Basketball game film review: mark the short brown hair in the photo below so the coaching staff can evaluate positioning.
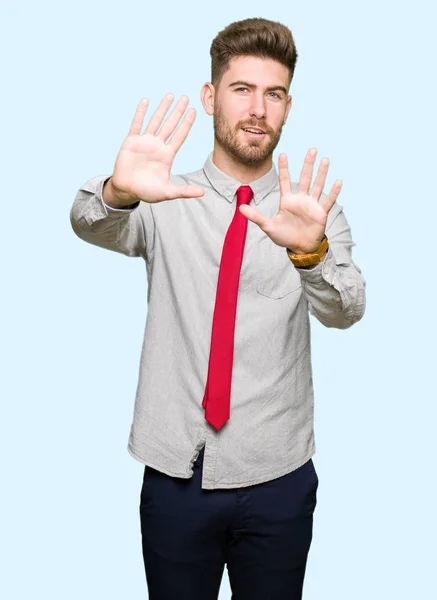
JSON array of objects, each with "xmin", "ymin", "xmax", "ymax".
[{"xmin": 210, "ymin": 18, "xmax": 298, "ymax": 90}]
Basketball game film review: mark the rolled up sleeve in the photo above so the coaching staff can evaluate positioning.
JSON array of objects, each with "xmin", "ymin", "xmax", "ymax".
[
  {"xmin": 296, "ymin": 202, "xmax": 366, "ymax": 329},
  {"xmin": 69, "ymin": 175, "xmax": 154, "ymax": 259}
]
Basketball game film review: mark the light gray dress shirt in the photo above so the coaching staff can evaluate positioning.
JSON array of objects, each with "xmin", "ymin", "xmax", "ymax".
[{"xmin": 70, "ymin": 152, "xmax": 366, "ymax": 490}]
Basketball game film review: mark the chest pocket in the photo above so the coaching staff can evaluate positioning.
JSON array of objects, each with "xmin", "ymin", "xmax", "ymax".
[{"xmin": 256, "ymin": 236, "xmax": 302, "ymax": 299}]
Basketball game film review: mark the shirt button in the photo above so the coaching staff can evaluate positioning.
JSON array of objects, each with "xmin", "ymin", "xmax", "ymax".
[{"xmin": 323, "ymin": 266, "xmax": 329, "ymax": 275}]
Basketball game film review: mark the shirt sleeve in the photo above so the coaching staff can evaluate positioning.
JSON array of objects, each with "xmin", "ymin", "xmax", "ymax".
[
  {"xmin": 69, "ymin": 175, "xmax": 154, "ymax": 260},
  {"xmin": 295, "ymin": 200, "xmax": 366, "ymax": 329}
]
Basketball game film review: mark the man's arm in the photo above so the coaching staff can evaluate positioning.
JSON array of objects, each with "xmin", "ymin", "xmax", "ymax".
[
  {"xmin": 70, "ymin": 94, "xmax": 205, "ymax": 259},
  {"xmin": 70, "ymin": 175, "xmax": 152, "ymax": 258},
  {"xmin": 295, "ymin": 201, "xmax": 366, "ymax": 329},
  {"xmin": 239, "ymin": 150, "xmax": 365, "ymax": 329}
]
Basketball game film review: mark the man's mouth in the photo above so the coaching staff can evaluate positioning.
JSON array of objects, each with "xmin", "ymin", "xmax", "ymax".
[{"xmin": 241, "ymin": 127, "xmax": 267, "ymax": 138}]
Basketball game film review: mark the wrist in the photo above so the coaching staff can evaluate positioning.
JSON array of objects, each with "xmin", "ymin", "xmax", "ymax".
[
  {"xmin": 103, "ymin": 177, "xmax": 138, "ymax": 209},
  {"xmin": 287, "ymin": 245, "xmax": 319, "ymax": 255},
  {"xmin": 286, "ymin": 235, "xmax": 329, "ymax": 268},
  {"xmin": 286, "ymin": 238, "xmax": 324, "ymax": 255}
]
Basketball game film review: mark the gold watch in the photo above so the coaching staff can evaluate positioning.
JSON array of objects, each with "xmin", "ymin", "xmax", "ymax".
[{"xmin": 286, "ymin": 235, "xmax": 329, "ymax": 267}]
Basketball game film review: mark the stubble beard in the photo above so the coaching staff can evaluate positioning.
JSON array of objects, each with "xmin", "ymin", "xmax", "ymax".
[{"xmin": 213, "ymin": 103, "xmax": 283, "ymax": 167}]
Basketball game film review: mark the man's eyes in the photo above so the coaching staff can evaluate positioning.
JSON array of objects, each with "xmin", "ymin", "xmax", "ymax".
[{"xmin": 235, "ymin": 87, "xmax": 281, "ymax": 99}]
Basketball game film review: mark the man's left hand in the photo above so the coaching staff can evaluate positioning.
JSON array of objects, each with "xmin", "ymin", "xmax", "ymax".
[{"xmin": 239, "ymin": 148, "xmax": 343, "ymax": 254}]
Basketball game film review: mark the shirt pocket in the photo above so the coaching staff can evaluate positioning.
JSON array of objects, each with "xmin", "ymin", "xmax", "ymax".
[{"xmin": 256, "ymin": 236, "xmax": 302, "ymax": 299}]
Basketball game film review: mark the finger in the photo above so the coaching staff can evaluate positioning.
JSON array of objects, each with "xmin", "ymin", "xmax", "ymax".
[
  {"xmin": 128, "ymin": 98, "xmax": 149, "ymax": 136},
  {"xmin": 239, "ymin": 204, "xmax": 268, "ymax": 229},
  {"xmin": 321, "ymin": 180, "xmax": 342, "ymax": 214},
  {"xmin": 157, "ymin": 96, "xmax": 189, "ymax": 142},
  {"xmin": 165, "ymin": 183, "xmax": 205, "ymax": 200},
  {"xmin": 298, "ymin": 148, "xmax": 317, "ymax": 195},
  {"xmin": 278, "ymin": 153, "xmax": 292, "ymax": 196},
  {"xmin": 311, "ymin": 157, "xmax": 330, "ymax": 200},
  {"xmin": 167, "ymin": 108, "xmax": 197, "ymax": 154},
  {"xmin": 144, "ymin": 93, "xmax": 175, "ymax": 135}
]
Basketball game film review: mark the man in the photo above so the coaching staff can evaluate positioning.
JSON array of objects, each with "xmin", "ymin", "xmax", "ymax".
[{"xmin": 70, "ymin": 17, "xmax": 365, "ymax": 600}]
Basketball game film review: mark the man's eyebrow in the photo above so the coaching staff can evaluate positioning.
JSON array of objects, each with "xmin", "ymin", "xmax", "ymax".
[{"xmin": 229, "ymin": 80, "xmax": 288, "ymax": 95}]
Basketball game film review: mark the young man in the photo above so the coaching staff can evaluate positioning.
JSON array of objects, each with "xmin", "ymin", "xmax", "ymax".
[{"xmin": 70, "ymin": 17, "xmax": 365, "ymax": 600}]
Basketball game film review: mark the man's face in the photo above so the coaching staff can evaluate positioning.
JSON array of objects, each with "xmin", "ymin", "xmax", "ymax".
[{"xmin": 212, "ymin": 55, "xmax": 292, "ymax": 166}]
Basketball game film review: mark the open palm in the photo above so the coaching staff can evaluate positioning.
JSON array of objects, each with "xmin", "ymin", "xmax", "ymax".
[
  {"xmin": 111, "ymin": 94, "xmax": 205, "ymax": 204},
  {"xmin": 240, "ymin": 149, "xmax": 343, "ymax": 254}
]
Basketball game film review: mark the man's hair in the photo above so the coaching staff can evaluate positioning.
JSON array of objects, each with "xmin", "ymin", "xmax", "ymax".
[{"xmin": 210, "ymin": 18, "xmax": 298, "ymax": 90}]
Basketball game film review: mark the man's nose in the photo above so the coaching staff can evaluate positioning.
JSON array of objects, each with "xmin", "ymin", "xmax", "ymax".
[{"xmin": 249, "ymin": 95, "xmax": 267, "ymax": 120}]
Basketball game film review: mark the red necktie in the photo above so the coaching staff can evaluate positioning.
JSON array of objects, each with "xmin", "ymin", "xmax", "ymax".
[{"xmin": 202, "ymin": 185, "xmax": 254, "ymax": 430}]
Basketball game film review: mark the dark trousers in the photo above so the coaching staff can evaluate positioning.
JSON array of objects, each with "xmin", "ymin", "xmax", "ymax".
[{"xmin": 139, "ymin": 446, "xmax": 319, "ymax": 599}]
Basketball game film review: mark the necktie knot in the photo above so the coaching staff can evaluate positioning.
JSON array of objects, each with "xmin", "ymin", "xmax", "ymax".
[{"xmin": 236, "ymin": 185, "xmax": 254, "ymax": 208}]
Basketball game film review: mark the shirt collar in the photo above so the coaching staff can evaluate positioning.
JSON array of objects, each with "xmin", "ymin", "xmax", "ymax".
[{"xmin": 202, "ymin": 151, "xmax": 278, "ymax": 205}]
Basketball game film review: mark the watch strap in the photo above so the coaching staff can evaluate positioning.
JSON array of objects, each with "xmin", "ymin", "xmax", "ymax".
[{"xmin": 286, "ymin": 235, "xmax": 329, "ymax": 267}]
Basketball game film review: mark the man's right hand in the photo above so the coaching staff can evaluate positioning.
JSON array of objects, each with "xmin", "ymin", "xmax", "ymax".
[{"xmin": 103, "ymin": 94, "xmax": 206, "ymax": 208}]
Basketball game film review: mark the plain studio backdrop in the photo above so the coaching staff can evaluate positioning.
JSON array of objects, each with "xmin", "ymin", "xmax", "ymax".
[{"xmin": 1, "ymin": 1, "xmax": 435, "ymax": 598}]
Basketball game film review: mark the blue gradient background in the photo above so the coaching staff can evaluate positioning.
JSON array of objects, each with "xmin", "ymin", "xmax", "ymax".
[{"xmin": 1, "ymin": 1, "xmax": 435, "ymax": 598}]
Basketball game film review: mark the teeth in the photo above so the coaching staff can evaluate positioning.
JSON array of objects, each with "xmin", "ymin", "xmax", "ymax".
[{"xmin": 244, "ymin": 129, "xmax": 263, "ymax": 134}]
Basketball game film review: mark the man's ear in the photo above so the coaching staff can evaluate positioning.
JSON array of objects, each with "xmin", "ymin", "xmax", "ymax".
[{"xmin": 200, "ymin": 82, "xmax": 215, "ymax": 116}]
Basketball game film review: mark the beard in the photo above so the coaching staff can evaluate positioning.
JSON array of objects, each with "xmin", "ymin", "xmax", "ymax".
[{"xmin": 213, "ymin": 103, "xmax": 283, "ymax": 167}]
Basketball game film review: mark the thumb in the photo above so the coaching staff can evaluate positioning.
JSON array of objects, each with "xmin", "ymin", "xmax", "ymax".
[
  {"xmin": 239, "ymin": 204, "xmax": 265, "ymax": 227},
  {"xmin": 167, "ymin": 184, "xmax": 206, "ymax": 200}
]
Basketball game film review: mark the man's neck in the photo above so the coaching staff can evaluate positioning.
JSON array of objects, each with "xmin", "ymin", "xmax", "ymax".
[{"xmin": 212, "ymin": 144, "xmax": 273, "ymax": 184}]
